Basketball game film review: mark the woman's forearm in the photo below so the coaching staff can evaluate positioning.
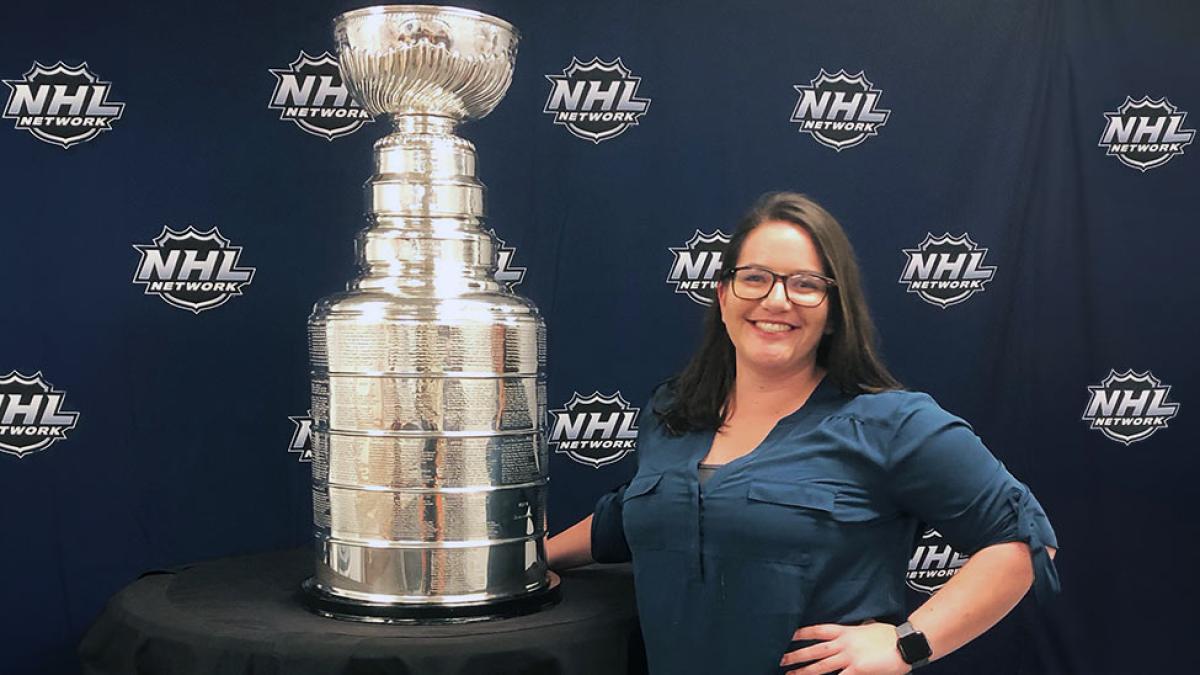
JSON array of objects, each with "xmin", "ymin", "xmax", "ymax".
[
  {"xmin": 908, "ymin": 541, "xmax": 1054, "ymax": 662},
  {"xmin": 546, "ymin": 514, "xmax": 596, "ymax": 571}
]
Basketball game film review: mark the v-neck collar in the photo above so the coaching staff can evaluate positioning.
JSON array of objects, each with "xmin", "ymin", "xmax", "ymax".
[{"xmin": 694, "ymin": 374, "xmax": 846, "ymax": 482}]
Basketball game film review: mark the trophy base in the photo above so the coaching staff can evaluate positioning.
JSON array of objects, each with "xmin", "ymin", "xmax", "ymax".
[{"xmin": 300, "ymin": 573, "xmax": 562, "ymax": 624}]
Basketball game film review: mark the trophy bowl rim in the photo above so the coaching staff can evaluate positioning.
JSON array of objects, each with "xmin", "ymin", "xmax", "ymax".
[{"xmin": 334, "ymin": 4, "xmax": 518, "ymax": 38}]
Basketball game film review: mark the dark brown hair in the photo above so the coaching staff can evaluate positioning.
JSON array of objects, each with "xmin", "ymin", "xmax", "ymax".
[{"xmin": 658, "ymin": 192, "xmax": 902, "ymax": 434}]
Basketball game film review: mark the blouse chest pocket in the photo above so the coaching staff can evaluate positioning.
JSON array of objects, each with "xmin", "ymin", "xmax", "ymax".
[
  {"xmin": 747, "ymin": 481, "xmax": 837, "ymax": 513},
  {"xmin": 724, "ymin": 480, "xmax": 834, "ymax": 566},
  {"xmin": 623, "ymin": 473, "xmax": 663, "ymax": 501},
  {"xmin": 742, "ymin": 479, "xmax": 888, "ymax": 546},
  {"xmin": 621, "ymin": 472, "xmax": 687, "ymax": 553},
  {"xmin": 732, "ymin": 480, "xmax": 895, "ymax": 571}
]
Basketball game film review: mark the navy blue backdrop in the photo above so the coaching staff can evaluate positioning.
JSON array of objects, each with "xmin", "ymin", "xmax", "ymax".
[{"xmin": 2, "ymin": 1, "xmax": 1196, "ymax": 673}]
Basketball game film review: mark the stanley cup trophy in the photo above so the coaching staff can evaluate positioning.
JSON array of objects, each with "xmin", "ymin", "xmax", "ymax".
[{"xmin": 302, "ymin": 5, "xmax": 559, "ymax": 622}]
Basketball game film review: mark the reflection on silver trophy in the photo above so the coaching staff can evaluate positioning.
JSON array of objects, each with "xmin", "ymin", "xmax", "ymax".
[{"xmin": 303, "ymin": 5, "xmax": 557, "ymax": 622}]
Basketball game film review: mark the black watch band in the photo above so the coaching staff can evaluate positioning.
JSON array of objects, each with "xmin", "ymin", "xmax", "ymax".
[{"xmin": 895, "ymin": 621, "xmax": 932, "ymax": 670}]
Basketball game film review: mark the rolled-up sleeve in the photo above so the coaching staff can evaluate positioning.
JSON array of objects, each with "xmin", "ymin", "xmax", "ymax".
[
  {"xmin": 591, "ymin": 481, "xmax": 632, "ymax": 563},
  {"xmin": 885, "ymin": 394, "xmax": 1061, "ymax": 603}
]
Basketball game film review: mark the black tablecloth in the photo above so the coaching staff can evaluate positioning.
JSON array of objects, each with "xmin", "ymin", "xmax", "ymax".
[{"xmin": 79, "ymin": 548, "xmax": 646, "ymax": 675}]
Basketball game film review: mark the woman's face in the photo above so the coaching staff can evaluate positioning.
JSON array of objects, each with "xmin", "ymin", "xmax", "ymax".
[{"xmin": 717, "ymin": 221, "xmax": 831, "ymax": 380}]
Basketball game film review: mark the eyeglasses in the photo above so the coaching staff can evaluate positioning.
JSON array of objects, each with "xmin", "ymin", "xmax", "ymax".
[{"xmin": 725, "ymin": 265, "xmax": 836, "ymax": 307}]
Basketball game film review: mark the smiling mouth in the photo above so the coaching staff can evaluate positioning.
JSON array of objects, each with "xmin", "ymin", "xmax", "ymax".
[{"xmin": 749, "ymin": 320, "xmax": 796, "ymax": 334}]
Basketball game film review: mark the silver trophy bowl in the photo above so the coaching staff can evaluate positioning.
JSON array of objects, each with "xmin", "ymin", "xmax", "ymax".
[
  {"xmin": 335, "ymin": 5, "xmax": 517, "ymax": 120},
  {"xmin": 303, "ymin": 5, "xmax": 557, "ymax": 622}
]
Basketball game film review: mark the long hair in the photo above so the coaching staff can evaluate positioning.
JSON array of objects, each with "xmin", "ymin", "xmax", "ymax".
[{"xmin": 658, "ymin": 192, "xmax": 902, "ymax": 435}]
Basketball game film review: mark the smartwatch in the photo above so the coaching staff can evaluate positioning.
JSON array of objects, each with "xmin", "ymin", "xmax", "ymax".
[{"xmin": 895, "ymin": 621, "xmax": 932, "ymax": 670}]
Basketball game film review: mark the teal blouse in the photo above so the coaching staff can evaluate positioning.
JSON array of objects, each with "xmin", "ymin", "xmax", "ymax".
[{"xmin": 591, "ymin": 378, "xmax": 1059, "ymax": 675}]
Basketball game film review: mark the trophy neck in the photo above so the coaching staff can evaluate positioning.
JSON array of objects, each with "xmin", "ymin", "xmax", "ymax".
[
  {"xmin": 389, "ymin": 113, "xmax": 460, "ymax": 135},
  {"xmin": 355, "ymin": 113, "xmax": 498, "ymax": 295}
]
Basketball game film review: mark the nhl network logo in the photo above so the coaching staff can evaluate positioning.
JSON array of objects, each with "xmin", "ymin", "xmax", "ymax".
[
  {"xmin": 0, "ymin": 371, "xmax": 79, "ymax": 459},
  {"xmin": 268, "ymin": 51, "xmax": 371, "ymax": 140},
  {"xmin": 1083, "ymin": 369, "xmax": 1180, "ymax": 445},
  {"xmin": 906, "ymin": 529, "xmax": 968, "ymax": 594},
  {"xmin": 132, "ymin": 226, "xmax": 256, "ymax": 313},
  {"xmin": 1099, "ymin": 96, "xmax": 1194, "ymax": 171},
  {"xmin": 288, "ymin": 413, "xmax": 313, "ymax": 462},
  {"xmin": 548, "ymin": 391, "xmax": 640, "ymax": 468},
  {"xmin": 544, "ymin": 57, "xmax": 650, "ymax": 143},
  {"xmin": 791, "ymin": 69, "xmax": 890, "ymax": 151},
  {"xmin": 3, "ymin": 62, "xmax": 124, "ymax": 148},
  {"xmin": 900, "ymin": 233, "xmax": 996, "ymax": 308},
  {"xmin": 667, "ymin": 230, "xmax": 731, "ymax": 306},
  {"xmin": 488, "ymin": 229, "xmax": 526, "ymax": 289}
]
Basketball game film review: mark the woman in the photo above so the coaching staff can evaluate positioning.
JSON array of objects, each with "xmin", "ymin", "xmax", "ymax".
[{"xmin": 546, "ymin": 193, "xmax": 1059, "ymax": 675}]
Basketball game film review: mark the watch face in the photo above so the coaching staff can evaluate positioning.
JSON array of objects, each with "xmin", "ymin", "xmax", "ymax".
[{"xmin": 899, "ymin": 630, "xmax": 933, "ymax": 663}]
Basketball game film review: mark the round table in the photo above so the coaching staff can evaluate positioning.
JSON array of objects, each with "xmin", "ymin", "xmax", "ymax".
[{"xmin": 79, "ymin": 548, "xmax": 646, "ymax": 675}]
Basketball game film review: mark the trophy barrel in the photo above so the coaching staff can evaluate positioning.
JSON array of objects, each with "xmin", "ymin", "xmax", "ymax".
[{"xmin": 304, "ymin": 5, "xmax": 557, "ymax": 622}]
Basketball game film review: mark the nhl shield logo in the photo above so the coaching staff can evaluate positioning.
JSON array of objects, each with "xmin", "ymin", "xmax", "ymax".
[
  {"xmin": 268, "ymin": 51, "xmax": 372, "ymax": 140},
  {"xmin": 667, "ymin": 230, "xmax": 730, "ymax": 306},
  {"xmin": 0, "ymin": 371, "xmax": 80, "ymax": 458},
  {"xmin": 1083, "ymin": 369, "xmax": 1180, "ymax": 445},
  {"xmin": 899, "ymin": 233, "xmax": 996, "ymax": 308},
  {"xmin": 1099, "ymin": 96, "xmax": 1194, "ymax": 171},
  {"xmin": 544, "ymin": 57, "xmax": 651, "ymax": 143},
  {"xmin": 3, "ymin": 62, "xmax": 124, "ymax": 148},
  {"xmin": 548, "ymin": 391, "xmax": 640, "ymax": 468},
  {"xmin": 132, "ymin": 226, "xmax": 256, "ymax": 313},
  {"xmin": 791, "ymin": 69, "xmax": 890, "ymax": 151},
  {"xmin": 906, "ymin": 528, "xmax": 969, "ymax": 594}
]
